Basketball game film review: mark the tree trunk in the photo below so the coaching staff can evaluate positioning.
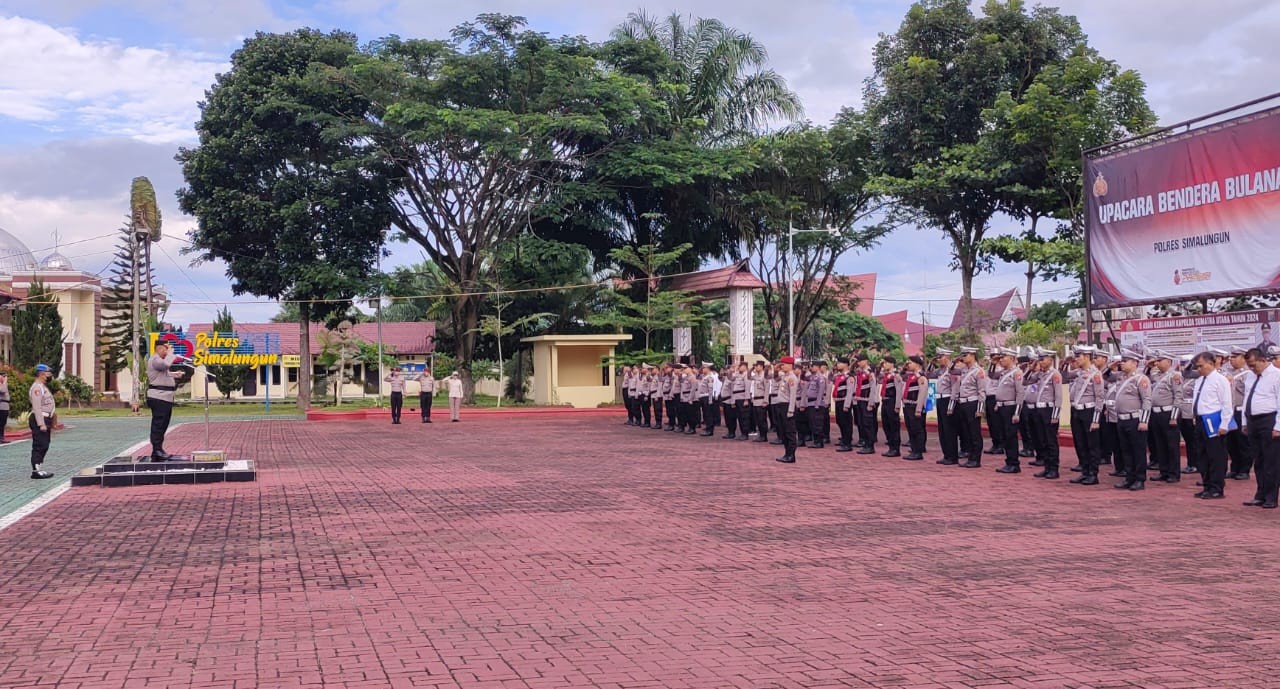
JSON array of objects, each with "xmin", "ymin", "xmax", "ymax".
[
  {"xmin": 960, "ymin": 257, "xmax": 976, "ymax": 340},
  {"xmin": 455, "ymin": 295, "xmax": 479, "ymax": 404},
  {"xmin": 297, "ymin": 302, "xmax": 311, "ymax": 410},
  {"xmin": 1025, "ymin": 263, "xmax": 1034, "ymax": 319}
]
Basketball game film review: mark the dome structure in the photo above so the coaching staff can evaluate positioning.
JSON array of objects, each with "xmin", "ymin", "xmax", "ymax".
[
  {"xmin": 39, "ymin": 251, "xmax": 74, "ymax": 271},
  {"xmin": 0, "ymin": 226, "xmax": 37, "ymax": 274}
]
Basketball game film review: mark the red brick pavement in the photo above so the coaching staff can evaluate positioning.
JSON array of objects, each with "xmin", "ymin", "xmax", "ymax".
[{"xmin": 1, "ymin": 417, "xmax": 1279, "ymax": 689}]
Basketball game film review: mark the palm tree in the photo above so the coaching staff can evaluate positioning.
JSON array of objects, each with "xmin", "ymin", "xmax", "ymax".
[{"xmin": 613, "ymin": 11, "xmax": 803, "ymax": 145}]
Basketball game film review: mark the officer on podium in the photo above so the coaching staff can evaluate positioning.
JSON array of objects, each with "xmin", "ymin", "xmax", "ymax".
[{"xmin": 147, "ymin": 340, "xmax": 187, "ymax": 461}]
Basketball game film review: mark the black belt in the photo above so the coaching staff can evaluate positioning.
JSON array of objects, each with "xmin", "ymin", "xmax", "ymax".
[{"xmin": 149, "ymin": 384, "xmax": 176, "ymax": 391}]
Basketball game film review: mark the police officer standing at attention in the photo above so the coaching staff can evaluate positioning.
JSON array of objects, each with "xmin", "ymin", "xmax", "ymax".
[
  {"xmin": 833, "ymin": 357, "xmax": 855, "ymax": 452},
  {"xmin": 952, "ymin": 347, "xmax": 986, "ymax": 468},
  {"xmin": 621, "ymin": 365, "xmax": 634, "ymax": 425},
  {"xmin": 385, "ymin": 366, "xmax": 406, "ymax": 424},
  {"xmin": 29, "ymin": 364, "xmax": 57, "ymax": 479},
  {"xmin": 1177, "ymin": 355, "xmax": 1202, "ymax": 476},
  {"xmin": 1066, "ymin": 346, "xmax": 1106, "ymax": 485},
  {"xmin": 750, "ymin": 360, "xmax": 770, "ymax": 442},
  {"xmin": 901, "ymin": 356, "xmax": 929, "ymax": 460},
  {"xmin": 853, "ymin": 354, "xmax": 879, "ymax": 454},
  {"xmin": 1191, "ymin": 351, "xmax": 1233, "ymax": 500},
  {"xmin": 1027, "ymin": 348, "xmax": 1062, "ymax": 479},
  {"xmin": 1227, "ymin": 346, "xmax": 1254, "ymax": 481},
  {"xmin": 992, "ymin": 348, "xmax": 1027, "ymax": 474},
  {"xmin": 415, "ymin": 366, "xmax": 437, "ymax": 423},
  {"xmin": 806, "ymin": 360, "xmax": 828, "ymax": 449},
  {"xmin": 1241, "ymin": 347, "xmax": 1280, "ymax": 509},
  {"xmin": 879, "ymin": 356, "xmax": 902, "ymax": 457},
  {"xmin": 0, "ymin": 370, "xmax": 10, "ymax": 445},
  {"xmin": 732, "ymin": 361, "xmax": 752, "ymax": 440},
  {"xmin": 1113, "ymin": 350, "xmax": 1153, "ymax": 490},
  {"xmin": 147, "ymin": 340, "xmax": 187, "ymax": 460},
  {"xmin": 775, "ymin": 356, "xmax": 800, "ymax": 463},
  {"xmin": 929, "ymin": 349, "xmax": 960, "ymax": 465},
  {"xmin": 984, "ymin": 352, "xmax": 1005, "ymax": 457},
  {"xmin": 1147, "ymin": 350, "xmax": 1183, "ymax": 483}
]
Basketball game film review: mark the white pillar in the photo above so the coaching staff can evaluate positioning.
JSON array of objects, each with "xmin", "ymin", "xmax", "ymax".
[
  {"xmin": 674, "ymin": 327, "xmax": 692, "ymax": 358},
  {"xmin": 728, "ymin": 287, "xmax": 754, "ymax": 357}
]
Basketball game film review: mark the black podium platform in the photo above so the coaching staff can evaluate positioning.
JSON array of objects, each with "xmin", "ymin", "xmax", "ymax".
[{"xmin": 71, "ymin": 455, "xmax": 256, "ymax": 487}]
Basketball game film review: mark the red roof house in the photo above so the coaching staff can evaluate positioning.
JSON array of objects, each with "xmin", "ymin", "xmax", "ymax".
[{"xmin": 948, "ymin": 288, "xmax": 1026, "ymax": 332}]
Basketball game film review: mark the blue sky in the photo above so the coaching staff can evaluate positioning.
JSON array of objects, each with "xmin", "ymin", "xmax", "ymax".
[{"xmin": 2, "ymin": 0, "xmax": 1277, "ymax": 329}]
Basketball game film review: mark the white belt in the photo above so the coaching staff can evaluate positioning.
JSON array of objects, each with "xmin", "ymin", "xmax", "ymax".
[
  {"xmin": 958, "ymin": 397, "xmax": 980, "ymax": 403},
  {"xmin": 1032, "ymin": 402, "xmax": 1054, "ymax": 408},
  {"xmin": 1118, "ymin": 412, "xmax": 1141, "ymax": 420},
  {"xmin": 996, "ymin": 401, "xmax": 1017, "ymax": 408},
  {"xmin": 1235, "ymin": 406, "xmax": 1244, "ymax": 412},
  {"xmin": 1151, "ymin": 406, "xmax": 1173, "ymax": 413},
  {"xmin": 1072, "ymin": 403, "xmax": 1096, "ymax": 410}
]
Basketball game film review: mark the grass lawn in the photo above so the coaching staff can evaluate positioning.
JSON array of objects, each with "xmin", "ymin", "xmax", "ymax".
[{"xmin": 53, "ymin": 392, "xmax": 555, "ymax": 418}]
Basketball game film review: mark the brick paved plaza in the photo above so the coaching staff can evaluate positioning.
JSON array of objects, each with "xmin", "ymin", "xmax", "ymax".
[{"xmin": 1, "ymin": 416, "xmax": 1279, "ymax": 689}]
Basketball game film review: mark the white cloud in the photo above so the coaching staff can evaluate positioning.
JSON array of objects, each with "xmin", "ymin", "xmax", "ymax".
[{"xmin": 0, "ymin": 15, "xmax": 226, "ymax": 143}]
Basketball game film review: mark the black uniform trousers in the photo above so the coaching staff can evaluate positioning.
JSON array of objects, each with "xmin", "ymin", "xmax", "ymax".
[
  {"xmin": 795, "ymin": 406, "xmax": 810, "ymax": 443},
  {"xmin": 1100, "ymin": 419, "xmax": 1119, "ymax": 470},
  {"xmin": 1030, "ymin": 407, "xmax": 1060, "ymax": 469},
  {"xmin": 984, "ymin": 395, "xmax": 1002, "ymax": 450},
  {"xmin": 420, "ymin": 392, "xmax": 433, "ymax": 421},
  {"xmin": 0, "ymin": 409, "xmax": 7, "ymax": 441},
  {"xmin": 147, "ymin": 397, "xmax": 174, "ymax": 455},
  {"xmin": 1179, "ymin": 417, "xmax": 1202, "ymax": 472},
  {"xmin": 665, "ymin": 398, "xmax": 677, "ymax": 428},
  {"xmin": 857, "ymin": 401, "xmax": 878, "ymax": 450},
  {"xmin": 753, "ymin": 403, "xmax": 770, "ymax": 438},
  {"xmin": 652, "ymin": 396, "xmax": 663, "ymax": 428},
  {"xmin": 852, "ymin": 403, "xmax": 866, "ymax": 447},
  {"xmin": 1070, "ymin": 408, "xmax": 1102, "ymax": 476},
  {"xmin": 823, "ymin": 408, "xmax": 832, "ymax": 445},
  {"xmin": 736, "ymin": 400, "xmax": 753, "ymax": 435},
  {"xmin": 1018, "ymin": 403, "xmax": 1034, "ymax": 452},
  {"xmin": 700, "ymin": 398, "xmax": 716, "ymax": 431},
  {"xmin": 1196, "ymin": 419, "xmax": 1228, "ymax": 494},
  {"xmin": 1247, "ymin": 414, "xmax": 1279, "ymax": 504},
  {"xmin": 781, "ymin": 409, "xmax": 799, "ymax": 457},
  {"xmin": 390, "ymin": 391, "xmax": 403, "ymax": 422},
  {"xmin": 937, "ymin": 398, "xmax": 959, "ymax": 462},
  {"xmin": 1228, "ymin": 411, "xmax": 1253, "ymax": 476},
  {"xmin": 639, "ymin": 394, "xmax": 651, "ymax": 426},
  {"xmin": 881, "ymin": 402, "xmax": 901, "ymax": 452},
  {"xmin": 807, "ymin": 403, "xmax": 825, "ymax": 445},
  {"xmin": 29, "ymin": 414, "xmax": 52, "ymax": 470},
  {"xmin": 903, "ymin": 403, "xmax": 926, "ymax": 456},
  {"xmin": 998, "ymin": 404, "xmax": 1020, "ymax": 467},
  {"xmin": 955, "ymin": 401, "xmax": 981, "ymax": 463},
  {"xmin": 769, "ymin": 402, "xmax": 787, "ymax": 443},
  {"xmin": 835, "ymin": 402, "xmax": 854, "ymax": 448},
  {"xmin": 1149, "ymin": 411, "xmax": 1179, "ymax": 479},
  {"xmin": 685, "ymin": 399, "xmax": 700, "ymax": 431},
  {"xmin": 1118, "ymin": 418, "xmax": 1148, "ymax": 483},
  {"xmin": 622, "ymin": 390, "xmax": 633, "ymax": 423},
  {"xmin": 723, "ymin": 400, "xmax": 738, "ymax": 435}
]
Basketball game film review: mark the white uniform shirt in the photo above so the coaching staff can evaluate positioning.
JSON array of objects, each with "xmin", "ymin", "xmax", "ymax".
[
  {"xmin": 1241, "ymin": 365, "xmax": 1280, "ymax": 427},
  {"xmin": 1193, "ymin": 369, "xmax": 1233, "ymax": 418}
]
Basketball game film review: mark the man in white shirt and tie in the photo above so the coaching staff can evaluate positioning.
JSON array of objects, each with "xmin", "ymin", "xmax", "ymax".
[
  {"xmin": 1241, "ymin": 348, "xmax": 1280, "ymax": 509},
  {"xmin": 1191, "ymin": 351, "xmax": 1234, "ymax": 500}
]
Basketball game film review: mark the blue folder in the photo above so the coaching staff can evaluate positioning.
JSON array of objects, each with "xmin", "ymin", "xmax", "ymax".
[{"xmin": 1200, "ymin": 411, "xmax": 1238, "ymax": 437}]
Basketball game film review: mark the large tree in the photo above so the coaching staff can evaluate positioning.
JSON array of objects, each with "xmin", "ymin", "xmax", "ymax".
[
  {"xmin": 727, "ymin": 113, "xmax": 890, "ymax": 358},
  {"xmin": 865, "ymin": 0, "xmax": 1092, "ymax": 336},
  {"xmin": 14, "ymin": 279, "xmax": 64, "ymax": 375},
  {"xmin": 177, "ymin": 29, "xmax": 395, "ymax": 409},
  {"xmin": 333, "ymin": 15, "xmax": 662, "ymax": 401}
]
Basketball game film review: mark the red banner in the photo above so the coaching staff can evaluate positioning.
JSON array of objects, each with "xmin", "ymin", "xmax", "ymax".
[{"xmin": 1085, "ymin": 106, "xmax": 1280, "ymax": 307}]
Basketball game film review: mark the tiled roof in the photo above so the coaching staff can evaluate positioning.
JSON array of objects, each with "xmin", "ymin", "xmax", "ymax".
[
  {"xmin": 186, "ymin": 321, "xmax": 436, "ymax": 356},
  {"xmin": 949, "ymin": 288, "xmax": 1021, "ymax": 331},
  {"xmin": 875, "ymin": 309, "xmax": 948, "ymax": 356},
  {"xmin": 668, "ymin": 261, "xmax": 767, "ymax": 294}
]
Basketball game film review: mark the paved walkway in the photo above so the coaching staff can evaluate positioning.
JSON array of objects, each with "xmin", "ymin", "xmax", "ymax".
[
  {"xmin": 0, "ymin": 413, "xmax": 300, "ymax": 521},
  {"xmin": 1, "ymin": 416, "xmax": 1279, "ymax": 688}
]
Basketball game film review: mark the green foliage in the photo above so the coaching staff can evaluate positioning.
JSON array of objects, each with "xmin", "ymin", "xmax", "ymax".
[
  {"xmin": 588, "ymin": 243, "xmax": 707, "ymax": 350},
  {"xmin": 207, "ymin": 306, "xmax": 250, "ymax": 399},
  {"xmin": 729, "ymin": 114, "xmax": 887, "ymax": 354},
  {"xmin": 1005, "ymin": 319, "xmax": 1077, "ymax": 348},
  {"xmin": 14, "ymin": 279, "xmax": 64, "ymax": 376},
  {"xmin": 1, "ymin": 364, "xmax": 34, "ymax": 415},
  {"xmin": 1027, "ymin": 300, "xmax": 1077, "ymax": 325},
  {"xmin": 130, "ymin": 176, "xmax": 162, "ymax": 241},
  {"xmin": 923, "ymin": 330, "xmax": 982, "ymax": 357},
  {"xmin": 866, "ymin": 0, "xmax": 1153, "ymax": 334},
  {"xmin": 177, "ymin": 29, "xmax": 395, "ymax": 408},
  {"xmin": 58, "ymin": 374, "xmax": 97, "ymax": 408},
  {"xmin": 809, "ymin": 310, "xmax": 904, "ymax": 362},
  {"xmin": 333, "ymin": 15, "xmax": 664, "ymax": 400},
  {"xmin": 100, "ymin": 220, "xmax": 165, "ymax": 375}
]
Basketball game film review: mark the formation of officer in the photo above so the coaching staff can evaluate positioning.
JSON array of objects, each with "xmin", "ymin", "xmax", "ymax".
[{"xmin": 619, "ymin": 343, "xmax": 1280, "ymax": 510}]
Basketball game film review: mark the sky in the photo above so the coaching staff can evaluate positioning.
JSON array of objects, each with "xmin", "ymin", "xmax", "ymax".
[{"xmin": 1, "ymin": 0, "xmax": 1278, "ymax": 330}]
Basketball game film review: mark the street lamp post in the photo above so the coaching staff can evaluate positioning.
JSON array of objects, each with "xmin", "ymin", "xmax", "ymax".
[{"xmin": 787, "ymin": 223, "xmax": 839, "ymax": 356}]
